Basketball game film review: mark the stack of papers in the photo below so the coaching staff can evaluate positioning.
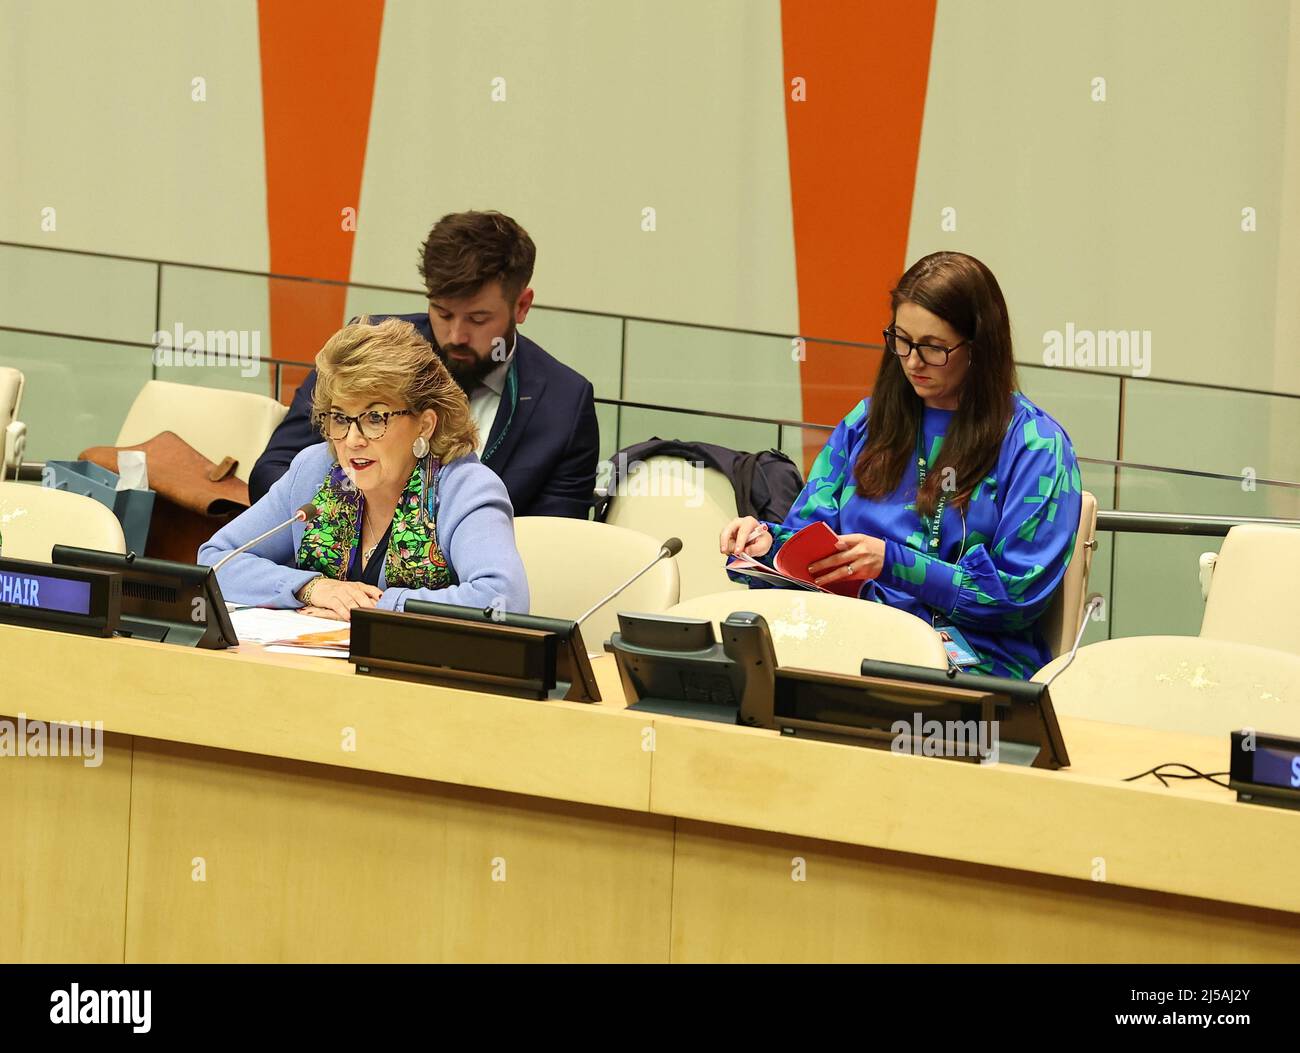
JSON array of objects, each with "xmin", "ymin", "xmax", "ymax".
[{"xmin": 228, "ymin": 607, "xmax": 351, "ymax": 658}]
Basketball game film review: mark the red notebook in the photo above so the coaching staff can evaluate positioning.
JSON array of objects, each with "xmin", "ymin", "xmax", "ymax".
[{"xmin": 727, "ymin": 521, "xmax": 861, "ymax": 597}]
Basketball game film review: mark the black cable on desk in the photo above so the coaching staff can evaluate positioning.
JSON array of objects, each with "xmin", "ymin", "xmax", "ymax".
[{"xmin": 1123, "ymin": 762, "xmax": 1231, "ymax": 790}]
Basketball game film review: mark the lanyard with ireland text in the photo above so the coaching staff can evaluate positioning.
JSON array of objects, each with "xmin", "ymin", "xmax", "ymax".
[{"xmin": 915, "ymin": 423, "xmax": 947, "ymax": 553}]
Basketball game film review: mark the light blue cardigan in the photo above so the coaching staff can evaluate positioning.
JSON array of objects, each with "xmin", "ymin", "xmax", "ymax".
[{"xmin": 198, "ymin": 443, "xmax": 530, "ymax": 613}]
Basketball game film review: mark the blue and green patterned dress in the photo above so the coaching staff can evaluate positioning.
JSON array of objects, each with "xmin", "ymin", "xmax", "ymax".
[{"xmin": 727, "ymin": 392, "xmax": 1082, "ymax": 678}]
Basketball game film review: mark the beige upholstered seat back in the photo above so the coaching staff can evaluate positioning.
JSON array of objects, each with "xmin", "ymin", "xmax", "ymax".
[
  {"xmin": 513, "ymin": 517, "xmax": 681, "ymax": 648},
  {"xmin": 1040, "ymin": 490, "xmax": 1099, "ymax": 658},
  {"xmin": 1034, "ymin": 635, "xmax": 1300, "ymax": 737},
  {"xmin": 603, "ymin": 457, "xmax": 745, "ymax": 601},
  {"xmin": 666, "ymin": 589, "xmax": 948, "ymax": 675},
  {"xmin": 117, "ymin": 381, "xmax": 289, "ymax": 484},
  {"xmin": 1200, "ymin": 524, "xmax": 1300, "ymax": 653},
  {"xmin": 0, "ymin": 482, "xmax": 126, "ymax": 561}
]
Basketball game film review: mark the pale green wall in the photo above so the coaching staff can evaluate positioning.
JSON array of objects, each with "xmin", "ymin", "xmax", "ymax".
[
  {"xmin": 513, "ymin": 308, "xmax": 623, "ymax": 404},
  {"xmin": 910, "ymin": 0, "xmax": 1297, "ymax": 393},
  {"xmin": 0, "ymin": 244, "xmax": 157, "ymax": 456},
  {"xmin": 156, "ymin": 265, "xmax": 273, "ymax": 395},
  {"xmin": 1017, "ymin": 365, "xmax": 1120, "ymax": 646},
  {"xmin": 1111, "ymin": 384, "xmax": 1300, "ymax": 637},
  {"xmin": 350, "ymin": 0, "xmax": 799, "ymax": 335},
  {"xmin": 623, "ymin": 321, "xmax": 802, "ymax": 423},
  {"xmin": 620, "ymin": 406, "xmax": 778, "ymax": 457},
  {"xmin": 342, "ymin": 288, "xmax": 427, "ymax": 327},
  {"xmin": 0, "ymin": 244, "xmax": 155, "ymax": 343},
  {"xmin": 0, "ymin": 331, "xmax": 152, "ymax": 461},
  {"xmin": 0, "ymin": 0, "xmax": 269, "ymax": 270}
]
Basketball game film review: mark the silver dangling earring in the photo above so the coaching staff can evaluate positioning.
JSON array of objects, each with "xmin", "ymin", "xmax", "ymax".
[{"xmin": 412, "ymin": 435, "xmax": 433, "ymax": 526}]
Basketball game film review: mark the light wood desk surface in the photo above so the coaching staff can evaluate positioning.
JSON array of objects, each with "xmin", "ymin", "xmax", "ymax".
[{"xmin": 2, "ymin": 621, "xmax": 1298, "ymax": 962}]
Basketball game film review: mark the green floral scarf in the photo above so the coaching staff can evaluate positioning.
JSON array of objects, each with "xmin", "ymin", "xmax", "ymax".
[{"xmin": 296, "ymin": 459, "xmax": 454, "ymax": 590}]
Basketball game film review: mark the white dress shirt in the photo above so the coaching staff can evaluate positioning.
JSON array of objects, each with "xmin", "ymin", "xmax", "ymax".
[{"xmin": 468, "ymin": 336, "xmax": 516, "ymax": 458}]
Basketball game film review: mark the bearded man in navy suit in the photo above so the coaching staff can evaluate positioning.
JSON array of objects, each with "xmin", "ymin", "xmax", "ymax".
[{"xmin": 249, "ymin": 210, "xmax": 599, "ymax": 519}]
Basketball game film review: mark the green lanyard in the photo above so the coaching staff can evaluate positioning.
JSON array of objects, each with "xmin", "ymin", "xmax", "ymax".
[
  {"xmin": 915, "ymin": 424, "xmax": 947, "ymax": 552},
  {"xmin": 481, "ymin": 357, "xmax": 518, "ymax": 465}
]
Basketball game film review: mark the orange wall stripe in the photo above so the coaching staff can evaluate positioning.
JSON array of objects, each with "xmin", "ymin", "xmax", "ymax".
[
  {"xmin": 258, "ymin": 0, "xmax": 386, "ymax": 400},
  {"xmin": 781, "ymin": 0, "xmax": 937, "ymax": 467}
]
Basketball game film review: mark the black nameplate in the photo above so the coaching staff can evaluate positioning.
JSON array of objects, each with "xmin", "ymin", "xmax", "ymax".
[
  {"xmin": 1229, "ymin": 729, "xmax": 1300, "ymax": 811},
  {"xmin": 0, "ymin": 557, "xmax": 120, "ymax": 637}
]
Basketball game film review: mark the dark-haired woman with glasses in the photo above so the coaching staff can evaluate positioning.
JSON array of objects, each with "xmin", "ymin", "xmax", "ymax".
[
  {"xmin": 720, "ymin": 251, "xmax": 1081, "ymax": 679},
  {"xmin": 200, "ymin": 317, "xmax": 529, "ymax": 621}
]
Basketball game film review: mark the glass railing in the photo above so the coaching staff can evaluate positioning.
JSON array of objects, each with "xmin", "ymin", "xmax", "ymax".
[{"xmin": 2, "ymin": 238, "xmax": 1298, "ymax": 646}]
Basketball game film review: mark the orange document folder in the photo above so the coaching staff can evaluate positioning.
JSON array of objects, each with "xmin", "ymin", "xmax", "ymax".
[{"xmin": 726, "ymin": 521, "xmax": 861, "ymax": 597}]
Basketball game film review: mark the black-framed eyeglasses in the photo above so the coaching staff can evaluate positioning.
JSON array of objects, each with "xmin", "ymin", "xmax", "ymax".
[
  {"xmin": 883, "ymin": 328, "xmax": 971, "ymax": 367},
  {"xmin": 316, "ymin": 409, "xmax": 414, "ymax": 441}
]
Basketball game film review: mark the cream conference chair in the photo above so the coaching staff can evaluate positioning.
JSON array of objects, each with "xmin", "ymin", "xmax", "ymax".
[
  {"xmin": 512, "ymin": 516, "xmax": 681, "ymax": 649},
  {"xmin": 117, "ymin": 380, "xmax": 288, "ymax": 484},
  {"xmin": 1034, "ymin": 634, "xmax": 1300, "ymax": 738},
  {"xmin": 1199, "ymin": 523, "xmax": 1300, "ymax": 654},
  {"xmin": 666, "ymin": 588, "xmax": 948, "ymax": 676},
  {"xmin": 1039, "ymin": 490, "xmax": 1099, "ymax": 658},
  {"xmin": 602, "ymin": 456, "xmax": 746, "ymax": 601},
  {"xmin": 0, "ymin": 482, "xmax": 125, "ymax": 561},
  {"xmin": 0, "ymin": 367, "xmax": 26, "ymax": 483}
]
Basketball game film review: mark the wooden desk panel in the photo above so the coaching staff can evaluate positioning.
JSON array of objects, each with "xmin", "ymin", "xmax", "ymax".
[
  {"xmin": 669, "ymin": 820, "xmax": 1300, "ymax": 963},
  {"xmin": 4, "ymin": 623, "xmax": 1300, "ymax": 962},
  {"xmin": 646, "ymin": 715, "xmax": 1300, "ymax": 915},
  {"xmin": 0, "ymin": 728, "xmax": 133, "ymax": 963},
  {"xmin": 124, "ymin": 738, "xmax": 674, "ymax": 963}
]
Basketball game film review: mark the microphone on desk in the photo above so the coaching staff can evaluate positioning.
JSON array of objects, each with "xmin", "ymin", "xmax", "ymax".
[
  {"xmin": 1043, "ymin": 592, "xmax": 1105, "ymax": 689},
  {"xmin": 212, "ymin": 503, "xmax": 319, "ymax": 573},
  {"xmin": 575, "ymin": 537, "xmax": 683, "ymax": 629}
]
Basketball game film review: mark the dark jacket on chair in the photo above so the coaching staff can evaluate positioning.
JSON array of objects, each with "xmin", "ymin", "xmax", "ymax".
[
  {"xmin": 596, "ymin": 438, "xmax": 804, "ymax": 524},
  {"xmin": 248, "ymin": 312, "xmax": 600, "ymax": 519}
]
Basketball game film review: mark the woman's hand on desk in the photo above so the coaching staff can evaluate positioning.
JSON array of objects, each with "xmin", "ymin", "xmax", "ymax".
[
  {"xmin": 809, "ymin": 534, "xmax": 885, "ymax": 587},
  {"xmin": 720, "ymin": 516, "xmax": 773, "ymax": 558},
  {"xmin": 299, "ymin": 604, "xmax": 350, "ymax": 620},
  {"xmin": 296, "ymin": 579, "xmax": 382, "ymax": 621}
]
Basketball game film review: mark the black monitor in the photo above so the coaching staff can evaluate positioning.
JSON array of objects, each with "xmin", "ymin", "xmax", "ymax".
[
  {"xmin": 607, "ymin": 611, "xmax": 777, "ymax": 725},
  {"xmin": 0, "ymin": 556, "xmax": 121, "ymax": 637},
  {"xmin": 51, "ymin": 545, "xmax": 238, "ymax": 649},
  {"xmin": 350, "ymin": 606, "xmax": 560, "ymax": 700},
  {"xmin": 403, "ymin": 599, "xmax": 600, "ymax": 703},
  {"xmin": 1228, "ymin": 729, "xmax": 1300, "ymax": 811},
  {"xmin": 768, "ymin": 658, "xmax": 1068, "ymax": 768}
]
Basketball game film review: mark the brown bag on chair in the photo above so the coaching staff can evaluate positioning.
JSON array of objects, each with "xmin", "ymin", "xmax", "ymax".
[{"xmin": 79, "ymin": 431, "xmax": 251, "ymax": 563}]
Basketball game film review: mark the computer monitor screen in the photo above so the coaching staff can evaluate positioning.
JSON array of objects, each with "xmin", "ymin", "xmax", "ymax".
[{"xmin": 51, "ymin": 545, "xmax": 238, "ymax": 649}]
